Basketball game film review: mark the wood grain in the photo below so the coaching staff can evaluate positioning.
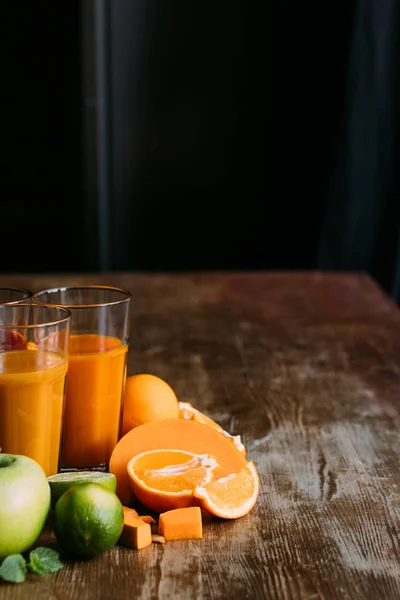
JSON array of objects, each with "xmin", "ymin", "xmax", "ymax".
[{"xmin": 1, "ymin": 272, "xmax": 400, "ymax": 599}]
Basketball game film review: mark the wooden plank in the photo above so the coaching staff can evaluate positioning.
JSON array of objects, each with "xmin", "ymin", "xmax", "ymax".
[{"xmin": 1, "ymin": 273, "xmax": 400, "ymax": 599}]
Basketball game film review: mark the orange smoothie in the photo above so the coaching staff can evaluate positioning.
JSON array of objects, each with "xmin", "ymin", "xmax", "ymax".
[
  {"xmin": 0, "ymin": 349, "xmax": 68, "ymax": 476},
  {"xmin": 61, "ymin": 334, "xmax": 128, "ymax": 469}
]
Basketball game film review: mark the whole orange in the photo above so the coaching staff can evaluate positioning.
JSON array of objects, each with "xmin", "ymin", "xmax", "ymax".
[{"xmin": 121, "ymin": 374, "xmax": 179, "ymax": 435}]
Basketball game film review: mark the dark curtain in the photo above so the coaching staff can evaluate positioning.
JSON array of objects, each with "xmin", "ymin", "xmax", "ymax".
[
  {"xmin": 104, "ymin": 0, "xmax": 400, "ymax": 299},
  {"xmin": 317, "ymin": 0, "xmax": 400, "ymax": 299},
  {"xmin": 1, "ymin": 0, "xmax": 400, "ymax": 298},
  {"xmin": 0, "ymin": 2, "xmax": 84, "ymax": 273}
]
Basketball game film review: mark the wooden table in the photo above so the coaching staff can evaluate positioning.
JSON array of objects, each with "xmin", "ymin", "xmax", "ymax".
[{"xmin": 2, "ymin": 272, "xmax": 400, "ymax": 599}]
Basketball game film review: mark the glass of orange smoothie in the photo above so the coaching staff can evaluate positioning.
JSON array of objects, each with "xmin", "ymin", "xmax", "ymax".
[
  {"xmin": 33, "ymin": 286, "xmax": 131, "ymax": 472},
  {"xmin": 0, "ymin": 304, "xmax": 71, "ymax": 476},
  {"xmin": 0, "ymin": 287, "xmax": 32, "ymax": 305}
]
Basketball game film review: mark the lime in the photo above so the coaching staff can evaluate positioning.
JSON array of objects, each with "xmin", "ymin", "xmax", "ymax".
[
  {"xmin": 53, "ymin": 483, "xmax": 124, "ymax": 559},
  {"xmin": 48, "ymin": 471, "xmax": 117, "ymax": 508}
]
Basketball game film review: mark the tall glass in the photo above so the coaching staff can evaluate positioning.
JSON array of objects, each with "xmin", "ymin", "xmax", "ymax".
[
  {"xmin": 0, "ymin": 287, "xmax": 32, "ymax": 305},
  {"xmin": 0, "ymin": 304, "xmax": 71, "ymax": 476},
  {"xmin": 33, "ymin": 286, "xmax": 131, "ymax": 471}
]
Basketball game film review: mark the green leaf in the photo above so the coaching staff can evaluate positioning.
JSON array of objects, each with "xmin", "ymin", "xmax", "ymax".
[
  {"xmin": 28, "ymin": 547, "xmax": 63, "ymax": 576},
  {"xmin": 0, "ymin": 554, "xmax": 27, "ymax": 583}
]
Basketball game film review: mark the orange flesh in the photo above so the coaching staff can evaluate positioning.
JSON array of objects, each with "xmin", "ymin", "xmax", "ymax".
[
  {"xmin": 127, "ymin": 449, "xmax": 217, "ymax": 513},
  {"xmin": 0, "ymin": 349, "xmax": 67, "ymax": 476},
  {"xmin": 61, "ymin": 334, "xmax": 127, "ymax": 469},
  {"xmin": 130, "ymin": 450, "xmax": 214, "ymax": 493},
  {"xmin": 119, "ymin": 506, "xmax": 152, "ymax": 549},
  {"xmin": 109, "ymin": 418, "xmax": 248, "ymax": 505},
  {"xmin": 158, "ymin": 507, "xmax": 203, "ymax": 541},
  {"xmin": 194, "ymin": 461, "xmax": 260, "ymax": 518}
]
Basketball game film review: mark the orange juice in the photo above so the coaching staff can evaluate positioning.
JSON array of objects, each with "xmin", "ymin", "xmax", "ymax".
[
  {"xmin": 61, "ymin": 334, "xmax": 127, "ymax": 469},
  {"xmin": 0, "ymin": 349, "xmax": 68, "ymax": 476}
]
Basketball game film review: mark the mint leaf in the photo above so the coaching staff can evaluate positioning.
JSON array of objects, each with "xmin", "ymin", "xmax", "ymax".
[
  {"xmin": 0, "ymin": 554, "xmax": 27, "ymax": 583},
  {"xmin": 28, "ymin": 547, "xmax": 63, "ymax": 576}
]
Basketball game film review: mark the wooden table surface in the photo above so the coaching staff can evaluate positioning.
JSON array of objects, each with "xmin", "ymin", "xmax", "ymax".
[{"xmin": 2, "ymin": 271, "xmax": 400, "ymax": 600}]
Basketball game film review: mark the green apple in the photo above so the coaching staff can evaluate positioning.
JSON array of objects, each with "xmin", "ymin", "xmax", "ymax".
[{"xmin": 0, "ymin": 454, "xmax": 51, "ymax": 559}]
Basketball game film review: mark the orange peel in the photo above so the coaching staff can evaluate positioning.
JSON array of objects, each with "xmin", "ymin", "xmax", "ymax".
[{"xmin": 178, "ymin": 401, "xmax": 246, "ymax": 456}]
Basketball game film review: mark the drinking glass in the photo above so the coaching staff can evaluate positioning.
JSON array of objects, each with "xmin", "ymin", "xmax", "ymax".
[
  {"xmin": 0, "ymin": 287, "xmax": 32, "ymax": 305},
  {"xmin": 33, "ymin": 286, "xmax": 131, "ymax": 471},
  {"xmin": 0, "ymin": 304, "xmax": 71, "ymax": 476}
]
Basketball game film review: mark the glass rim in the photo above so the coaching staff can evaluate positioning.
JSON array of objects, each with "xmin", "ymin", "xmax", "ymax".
[
  {"xmin": 0, "ymin": 287, "xmax": 33, "ymax": 304},
  {"xmin": 33, "ymin": 285, "xmax": 132, "ymax": 309},
  {"xmin": 0, "ymin": 303, "xmax": 71, "ymax": 330}
]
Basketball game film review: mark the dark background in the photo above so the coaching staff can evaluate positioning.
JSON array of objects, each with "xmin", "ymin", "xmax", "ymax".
[{"xmin": 1, "ymin": 1, "xmax": 400, "ymax": 299}]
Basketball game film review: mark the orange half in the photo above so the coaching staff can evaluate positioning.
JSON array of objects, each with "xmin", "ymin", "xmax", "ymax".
[
  {"xmin": 194, "ymin": 460, "xmax": 260, "ymax": 519},
  {"xmin": 127, "ymin": 449, "xmax": 217, "ymax": 513},
  {"xmin": 110, "ymin": 418, "xmax": 248, "ymax": 506}
]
